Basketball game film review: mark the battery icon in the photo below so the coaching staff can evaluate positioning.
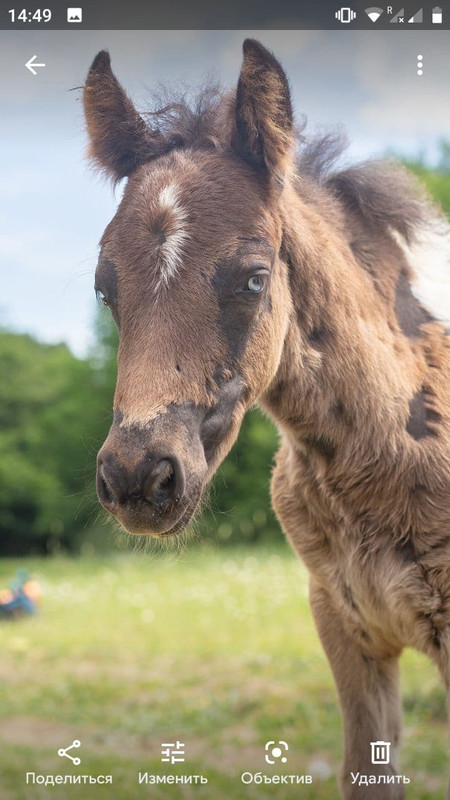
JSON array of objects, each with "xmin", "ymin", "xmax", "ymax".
[{"xmin": 432, "ymin": 6, "xmax": 442, "ymax": 23}]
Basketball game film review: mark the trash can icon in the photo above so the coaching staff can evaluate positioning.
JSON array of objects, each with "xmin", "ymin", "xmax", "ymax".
[{"xmin": 370, "ymin": 741, "xmax": 391, "ymax": 765}]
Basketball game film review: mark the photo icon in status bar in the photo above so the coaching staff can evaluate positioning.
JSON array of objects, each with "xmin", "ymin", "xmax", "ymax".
[{"xmin": 67, "ymin": 7, "xmax": 82, "ymax": 23}]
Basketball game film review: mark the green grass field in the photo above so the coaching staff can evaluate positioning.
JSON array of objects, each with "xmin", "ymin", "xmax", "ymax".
[{"xmin": 0, "ymin": 544, "xmax": 448, "ymax": 799}]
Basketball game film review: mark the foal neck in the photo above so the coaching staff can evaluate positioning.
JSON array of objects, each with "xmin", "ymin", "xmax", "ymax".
[{"xmin": 262, "ymin": 184, "xmax": 449, "ymax": 468}]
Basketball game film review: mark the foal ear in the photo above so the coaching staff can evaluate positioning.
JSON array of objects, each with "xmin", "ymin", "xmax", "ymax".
[
  {"xmin": 83, "ymin": 51, "xmax": 165, "ymax": 181},
  {"xmin": 232, "ymin": 39, "xmax": 294, "ymax": 185}
]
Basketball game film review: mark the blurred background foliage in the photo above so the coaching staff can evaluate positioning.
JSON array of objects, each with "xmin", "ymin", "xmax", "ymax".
[{"xmin": 1, "ymin": 150, "xmax": 449, "ymax": 556}]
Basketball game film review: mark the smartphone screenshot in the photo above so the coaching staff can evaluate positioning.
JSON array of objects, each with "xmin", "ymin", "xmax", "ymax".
[{"xmin": 1, "ymin": 1, "xmax": 449, "ymax": 798}]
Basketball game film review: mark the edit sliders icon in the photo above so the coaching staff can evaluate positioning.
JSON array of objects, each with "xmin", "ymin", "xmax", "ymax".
[{"xmin": 335, "ymin": 7, "xmax": 356, "ymax": 23}]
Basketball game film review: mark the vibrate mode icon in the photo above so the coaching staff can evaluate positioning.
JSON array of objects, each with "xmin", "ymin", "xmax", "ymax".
[{"xmin": 335, "ymin": 7, "xmax": 357, "ymax": 23}]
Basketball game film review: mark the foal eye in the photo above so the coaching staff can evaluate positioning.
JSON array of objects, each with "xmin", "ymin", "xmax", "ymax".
[
  {"xmin": 245, "ymin": 274, "xmax": 266, "ymax": 294},
  {"xmin": 95, "ymin": 289, "xmax": 109, "ymax": 307}
]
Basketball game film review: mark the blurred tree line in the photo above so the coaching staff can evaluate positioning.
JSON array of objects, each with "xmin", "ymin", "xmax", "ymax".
[{"xmin": 1, "ymin": 149, "xmax": 449, "ymax": 556}]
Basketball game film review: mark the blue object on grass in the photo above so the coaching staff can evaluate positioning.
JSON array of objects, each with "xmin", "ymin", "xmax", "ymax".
[{"xmin": 0, "ymin": 569, "xmax": 38, "ymax": 618}]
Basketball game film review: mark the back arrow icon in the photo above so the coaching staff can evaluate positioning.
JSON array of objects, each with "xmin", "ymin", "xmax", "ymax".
[{"xmin": 25, "ymin": 55, "xmax": 46, "ymax": 75}]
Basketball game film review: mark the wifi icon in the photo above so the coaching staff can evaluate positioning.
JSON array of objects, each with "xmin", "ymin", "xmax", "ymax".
[{"xmin": 365, "ymin": 6, "xmax": 384, "ymax": 21}]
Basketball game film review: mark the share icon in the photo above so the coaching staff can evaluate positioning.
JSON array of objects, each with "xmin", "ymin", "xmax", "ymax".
[{"xmin": 58, "ymin": 740, "xmax": 81, "ymax": 765}]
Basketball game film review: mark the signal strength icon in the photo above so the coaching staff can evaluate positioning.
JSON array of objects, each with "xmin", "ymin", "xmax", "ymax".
[
  {"xmin": 390, "ymin": 8, "xmax": 405, "ymax": 23},
  {"xmin": 408, "ymin": 8, "xmax": 423, "ymax": 23},
  {"xmin": 365, "ymin": 6, "xmax": 384, "ymax": 21}
]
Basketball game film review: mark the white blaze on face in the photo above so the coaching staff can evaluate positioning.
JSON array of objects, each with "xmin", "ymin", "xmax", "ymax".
[{"xmin": 156, "ymin": 183, "xmax": 189, "ymax": 290}]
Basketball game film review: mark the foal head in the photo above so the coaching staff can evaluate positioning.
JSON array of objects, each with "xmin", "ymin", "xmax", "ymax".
[{"xmin": 84, "ymin": 40, "xmax": 295, "ymax": 536}]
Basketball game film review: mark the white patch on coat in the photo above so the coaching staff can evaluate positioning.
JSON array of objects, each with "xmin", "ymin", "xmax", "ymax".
[
  {"xmin": 394, "ymin": 222, "xmax": 450, "ymax": 325},
  {"xmin": 155, "ymin": 183, "xmax": 188, "ymax": 290}
]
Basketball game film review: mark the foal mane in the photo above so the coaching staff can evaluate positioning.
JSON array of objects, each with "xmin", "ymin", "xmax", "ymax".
[
  {"xmin": 143, "ymin": 85, "xmax": 435, "ymax": 248},
  {"xmin": 298, "ymin": 131, "xmax": 433, "ymax": 245}
]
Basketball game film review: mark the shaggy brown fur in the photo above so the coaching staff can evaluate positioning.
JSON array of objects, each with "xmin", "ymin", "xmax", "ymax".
[{"xmin": 84, "ymin": 40, "xmax": 450, "ymax": 799}]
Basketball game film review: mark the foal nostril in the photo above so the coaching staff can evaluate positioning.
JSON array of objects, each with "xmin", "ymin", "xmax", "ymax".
[
  {"xmin": 143, "ymin": 459, "xmax": 173, "ymax": 502},
  {"xmin": 142, "ymin": 457, "xmax": 185, "ymax": 507},
  {"xmin": 96, "ymin": 463, "xmax": 120, "ymax": 507},
  {"xmin": 96, "ymin": 452, "xmax": 186, "ymax": 512}
]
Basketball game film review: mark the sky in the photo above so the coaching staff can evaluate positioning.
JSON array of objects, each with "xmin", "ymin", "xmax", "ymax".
[{"xmin": 1, "ymin": 29, "xmax": 449, "ymax": 356}]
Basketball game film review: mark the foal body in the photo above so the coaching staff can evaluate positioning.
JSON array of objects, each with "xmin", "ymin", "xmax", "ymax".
[
  {"xmin": 84, "ymin": 38, "xmax": 450, "ymax": 799},
  {"xmin": 264, "ymin": 185, "xmax": 450, "ymax": 798}
]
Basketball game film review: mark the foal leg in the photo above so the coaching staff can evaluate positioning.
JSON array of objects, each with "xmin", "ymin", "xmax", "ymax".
[
  {"xmin": 435, "ymin": 635, "xmax": 450, "ymax": 800},
  {"xmin": 310, "ymin": 580, "xmax": 404, "ymax": 799}
]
